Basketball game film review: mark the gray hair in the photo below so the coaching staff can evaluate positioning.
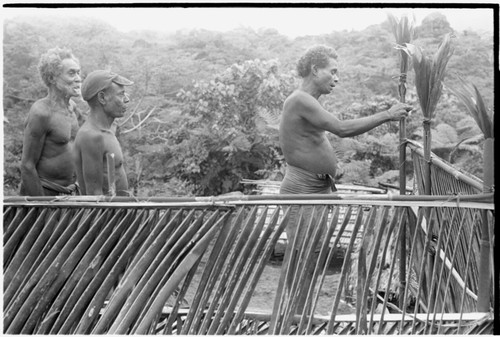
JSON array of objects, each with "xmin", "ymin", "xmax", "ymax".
[{"xmin": 38, "ymin": 47, "xmax": 79, "ymax": 87}]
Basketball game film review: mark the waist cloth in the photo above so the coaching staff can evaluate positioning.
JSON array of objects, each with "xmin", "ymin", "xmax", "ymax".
[
  {"xmin": 279, "ymin": 165, "xmax": 337, "ymax": 249},
  {"xmin": 40, "ymin": 177, "xmax": 80, "ymax": 196},
  {"xmin": 280, "ymin": 164, "xmax": 336, "ymax": 194}
]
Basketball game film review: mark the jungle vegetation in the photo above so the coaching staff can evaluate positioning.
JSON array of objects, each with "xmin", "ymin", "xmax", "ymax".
[{"xmin": 2, "ymin": 11, "xmax": 494, "ymax": 196}]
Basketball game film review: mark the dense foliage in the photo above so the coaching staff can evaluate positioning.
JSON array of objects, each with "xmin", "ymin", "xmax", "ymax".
[{"xmin": 3, "ymin": 12, "xmax": 494, "ymax": 196}]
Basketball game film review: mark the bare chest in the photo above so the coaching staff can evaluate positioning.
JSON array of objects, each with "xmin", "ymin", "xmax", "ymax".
[
  {"xmin": 102, "ymin": 134, "xmax": 125, "ymax": 166},
  {"xmin": 47, "ymin": 109, "xmax": 79, "ymax": 145}
]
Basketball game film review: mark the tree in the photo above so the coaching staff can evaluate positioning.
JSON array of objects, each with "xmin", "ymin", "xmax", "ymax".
[
  {"xmin": 417, "ymin": 12, "xmax": 454, "ymax": 39},
  {"xmin": 163, "ymin": 59, "xmax": 296, "ymax": 195}
]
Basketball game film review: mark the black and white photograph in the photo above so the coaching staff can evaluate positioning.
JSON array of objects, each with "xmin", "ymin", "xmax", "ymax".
[{"xmin": 2, "ymin": 2, "xmax": 497, "ymax": 335}]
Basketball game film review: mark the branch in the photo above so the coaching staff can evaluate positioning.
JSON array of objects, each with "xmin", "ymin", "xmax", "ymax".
[
  {"xmin": 118, "ymin": 96, "xmax": 144, "ymax": 127},
  {"xmin": 121, "ymin": 106, "xmax": 157, "ymax": 135},
  {"xmin": 6, "ymin": 94, "xmax": 35, "ymax": 103}
]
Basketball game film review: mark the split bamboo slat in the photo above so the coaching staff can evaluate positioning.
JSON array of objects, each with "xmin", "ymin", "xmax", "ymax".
[{"xmin": 3, "ymin": 190, "xmax": 494, "ymax": 335}]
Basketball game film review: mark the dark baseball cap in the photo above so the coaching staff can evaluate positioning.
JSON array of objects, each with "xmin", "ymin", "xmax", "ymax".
[{"xmin": 81, "ymin": 70, "xmax": 134, "ymax": 101}]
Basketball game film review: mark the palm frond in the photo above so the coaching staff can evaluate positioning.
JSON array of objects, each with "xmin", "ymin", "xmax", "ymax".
[
  {"xmin": 448, "ymin": 77, "xmax": 494, "ymax": 139},
  {"xmin": 256, "ymin": 107, "xmax": 280, "ymax": 130},
  {"xmin": 398, "ymin": 33, "xmax": 455, "ymax": 119}
]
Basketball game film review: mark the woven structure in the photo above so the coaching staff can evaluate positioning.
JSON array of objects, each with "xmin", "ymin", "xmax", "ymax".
[{"xmin": 3, "ymin": 192, "xmax": 494, "ymax": 334}]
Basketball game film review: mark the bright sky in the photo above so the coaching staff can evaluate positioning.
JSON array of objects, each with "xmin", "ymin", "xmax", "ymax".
[{"xmin": 1, "ymin": 6, "xmax": 495, "ymax": 37}]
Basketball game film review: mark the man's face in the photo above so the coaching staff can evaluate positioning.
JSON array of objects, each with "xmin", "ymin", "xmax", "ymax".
[
  {"xmin": 54, "ymin": 58, "xmax": 81, "ymax": 98},
  {"xmin": 102, "ymin": 83, "xmax": 130, "ymax": 118},
  {"xmin": 316, "ymin": 58, "xmax": 339, "ymax": 95}
]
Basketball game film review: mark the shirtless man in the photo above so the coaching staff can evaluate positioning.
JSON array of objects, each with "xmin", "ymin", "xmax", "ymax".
[
  {"xmin": 75, "ymin": 70, "xmax": 133, "ymax": 196},
  {"xmin": 20, "ymin": 47, "xmax": 82, "ymax": 196},
  {"xmin": 279, "ymin": 45, "xmax": 412, "ymax": 311},
  {"xmin": 280, "ymin": 45, "xmax": 412, "ymax": 194}
]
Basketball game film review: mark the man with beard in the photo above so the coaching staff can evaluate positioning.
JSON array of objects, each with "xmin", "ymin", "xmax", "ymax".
[
  {"xmin": 75, "ymin": 70, "xmax": 133, "ymax": 196},
  {"xmin": 20, "ymin": 47, "xmax": 83, "ymax": 196}
]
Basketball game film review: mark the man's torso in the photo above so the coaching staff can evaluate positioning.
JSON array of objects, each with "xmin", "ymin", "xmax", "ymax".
[
  {"xmin": 279, "ymin": 91, "xmax": 338, "ymax": 176},
  {"xmin": 35, "ymin": 99, "xmax": 79, "ymax": 185},
  {"xmin": 75, "ymin": 123, "xmax": 127, "ymax": 195}
]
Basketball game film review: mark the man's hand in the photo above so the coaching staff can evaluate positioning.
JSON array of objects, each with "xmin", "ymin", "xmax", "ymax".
[{"xmin": 387, "ymin": 103, "xmax": 413, "ymax": 121}]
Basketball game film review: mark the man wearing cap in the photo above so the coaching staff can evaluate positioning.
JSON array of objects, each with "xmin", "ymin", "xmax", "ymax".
[
  {"xmin": 75, "ymin": 70, "xmax": 133, "ymax": 196},
  {"xmin": 20, "ymin": 47, "xmax": 83, "ymax": 196}
]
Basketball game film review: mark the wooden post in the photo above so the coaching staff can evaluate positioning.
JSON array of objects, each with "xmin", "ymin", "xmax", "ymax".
[
  {"xmin": 477, "ymin": 137, "xmax": 494, "ymax": 312},
  {"xmin": 106, "ymin": 153, "xmax": 116, "ymax": 197},
  {"xmin": 398, "ymin": 89, "xmax": 407, "ymax": 310}
]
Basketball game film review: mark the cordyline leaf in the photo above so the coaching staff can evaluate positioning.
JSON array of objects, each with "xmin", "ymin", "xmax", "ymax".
[
  {"xmin": 387, "ymin": 13, "xmax": 415, "ymax": 45},
  {"xmin": 427, "ymin": 33, "xmax": 454, "ymax": 117},
  {"xmin": 399, "ymin": 33, "xmax": 454, "ymax": 119},
  {"xmin": 448, "ymin": 77, "xmax": 494, "ymax": 138},
  {"xmin": 389, "ymin": 13, "xmax": 415, "ymax": 106}
]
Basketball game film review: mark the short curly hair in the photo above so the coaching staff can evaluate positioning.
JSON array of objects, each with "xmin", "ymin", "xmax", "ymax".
[
  {"xmin": 296, "ymin": 45, "xmax": 338, "ymax": 78},
  {"xmin": 38, "ymin": 47, "xmax": 79, "ymax": 87}
]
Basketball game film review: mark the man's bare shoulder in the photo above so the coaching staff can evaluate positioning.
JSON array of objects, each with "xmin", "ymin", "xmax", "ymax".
[
  {"xmin": 75, "ymin": 122, "xmax": 105, "ymax": 145},
  {"xmin": 28, "ymin": 98, "xmax": 53, "ymax": 119},
  {"xmin": 284, "ymin": 90, "xmax": 320, "ymax": 114}
]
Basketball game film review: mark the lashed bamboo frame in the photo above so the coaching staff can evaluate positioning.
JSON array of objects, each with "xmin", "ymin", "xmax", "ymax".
[{"xmin": 3, "ymin": 191, "xmax": 494, "ymax": 335}]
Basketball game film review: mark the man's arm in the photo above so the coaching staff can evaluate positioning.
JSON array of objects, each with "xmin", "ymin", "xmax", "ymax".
[
  {"xmin": 80, "ymin": 132, "xmax": 105, "ymax": 195},
  {"xmin": 20, "ymin": 106, "xmax": 48, "ymax": 196},
  {"xmin": 293, "ymin": 92, "xmax": 410, "ymax": 138}
]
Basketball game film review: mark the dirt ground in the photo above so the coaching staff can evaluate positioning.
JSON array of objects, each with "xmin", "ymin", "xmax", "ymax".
[
  {"xmin": 245, "ymin": 257, "xmax": 355, "ymax": 316},
  {"xmin": 180, "ymin": 253, "xmax": 354, "ymax": 317}
]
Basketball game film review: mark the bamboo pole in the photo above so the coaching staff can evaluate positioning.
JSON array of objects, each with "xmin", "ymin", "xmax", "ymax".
[
  {"xmin": 326, "ymin": 206, "xmax": 364, "ymax": 334},
  {"xmin": 210, "ymin": 207, "xmax": 269, "ymax": 334},
  {"xmin": 227, "ymin": 206, "xmax": 288, "ymax": 334},
  {"xmin": 133, "ymin": 212, "xmax": 230, "ymax": 334},
  {"xmin": 21, "ymin": 209, "xmax": 123, "ymax": 334},
  {"xmin": 222, "ymin": 208, "xmax": 283, "ymax": 334},
  {"xmin": 106, "ymin": 152, "xmax": 116, "ymax": 196},
  {"xmin": 3, "ymin": 208, "xmax": 50, "ymax": 287},
  {"xmin": 40, "ymin": 209, "xmax": 136, "ymax": 334},
  {"xmin": 304, "ymin": 206, "xmax": 343, "ymax": 333},
  {"xmin": 182, "ymin": 209, "xmax": 245, "ymax": 334},
  {"xmin": 4, "ymin": 191, "xmax": 493, "ymax": 205},
  {"xmin": 3, "ymin": 208, "xmax": 91, "ymax": 330},
  {"xmin": 477, "ymin": 137, "xmax": 494, "ymax": 311},
  {"xmin": 3, "ymin": 207, "xmax": 28, "ymax": 246},
  {"xmin": 388, "ymin": 14, "xmax": 414, "ymax": 310}
]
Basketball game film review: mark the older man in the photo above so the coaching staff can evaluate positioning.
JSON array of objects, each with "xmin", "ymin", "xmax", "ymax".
[
  {"xmin": 75, "ymin": 70, "xmax": 133, "ymax": 196},
  {"xmin": 20, "ymin": 47, "xmax": 82, "ymax": 196}
]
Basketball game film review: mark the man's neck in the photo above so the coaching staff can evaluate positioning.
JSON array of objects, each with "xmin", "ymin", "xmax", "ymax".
[
  {"xmin": 48, "ymin": 88, "xmax": 72, "ymax": 108},
  {"xmin": 89, "ymin": 110, "xmax": 114, "ymax": 132},
  {"xmin": 300, "ymin": 80, "xmax": 322, "ymax": 100}
]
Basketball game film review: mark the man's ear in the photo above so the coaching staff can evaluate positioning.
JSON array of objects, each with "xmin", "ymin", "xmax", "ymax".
[
  {"xmin": 97, "ymin": 91, "xmax": 106, "ymax": 105},
  {"xmin": 311, "ymin": 64, "xmax": 318, "ymax": 76}
]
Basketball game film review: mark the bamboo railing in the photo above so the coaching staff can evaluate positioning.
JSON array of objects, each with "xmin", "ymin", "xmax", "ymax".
[
  {"xmin": 3, "ymin": 192, "xmax": 494, "ymax": 335},
  {"xmin": 408, "ymin": 139, "xmax": 494, "ymax": 314},
  {"xmin": 408, "ymin": 140, "xmax": 484, "ymax": 195}
]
